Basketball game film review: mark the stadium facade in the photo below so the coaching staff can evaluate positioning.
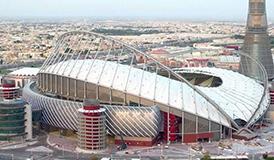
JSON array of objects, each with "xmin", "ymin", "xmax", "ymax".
[{"xmin": 22, "ymin": 31, "xmax": 270, "ymax": 148}]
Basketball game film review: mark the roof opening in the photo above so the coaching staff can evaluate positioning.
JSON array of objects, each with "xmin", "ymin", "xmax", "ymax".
[{"xmin": 179, "ymin": 73, "xmax": 223, "ymax": 87}]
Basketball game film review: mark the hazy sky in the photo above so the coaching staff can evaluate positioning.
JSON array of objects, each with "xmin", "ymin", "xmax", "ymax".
[{"xmin": 0, "ymin": 0, "xmax": 274, "ymax": 21}]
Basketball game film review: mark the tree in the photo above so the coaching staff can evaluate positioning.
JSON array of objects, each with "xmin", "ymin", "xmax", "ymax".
[
  {"xmin": 201, "ymin": 152, "xmax": 211, "ymax": 160},
  {"xmin": 90, "ymin": 154, "xmax": 99, "ymax": 160}
]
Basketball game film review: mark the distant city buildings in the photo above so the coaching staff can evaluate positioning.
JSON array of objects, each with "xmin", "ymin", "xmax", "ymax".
[{"xmin": 0, "ymin": 20, "xmax": 249, "ymax": 65}]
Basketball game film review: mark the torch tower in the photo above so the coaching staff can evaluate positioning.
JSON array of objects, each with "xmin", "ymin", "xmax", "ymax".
[{"xmin": 240, "ymin": 0, "xmax": 274, "ymax": 80}]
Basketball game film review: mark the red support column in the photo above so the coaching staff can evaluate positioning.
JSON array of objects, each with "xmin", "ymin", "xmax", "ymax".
[{"xmin": 163, "ymin": 112, "xmax": 179, "ymax": 143}]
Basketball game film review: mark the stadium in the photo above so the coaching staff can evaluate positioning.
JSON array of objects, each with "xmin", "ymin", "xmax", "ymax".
[{"xmin": 22, "ymin": 31, "xmax": 270, "ymax": 149}]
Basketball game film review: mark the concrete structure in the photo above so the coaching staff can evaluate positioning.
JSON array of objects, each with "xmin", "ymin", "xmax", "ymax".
[
  {"xmin": 22, "ymin": 31, "xmax": 269, "ymax": 145},
  {"xmin": 24, "ymin": 104, "xmax": 32, "ymax": 140},
  {"xmin": 240, "ymin": 0, "xmax": 274, "ymax": 80},
  {"xmin": 77, "ymin": 99, "xmax": 106, "ymax": 151}
]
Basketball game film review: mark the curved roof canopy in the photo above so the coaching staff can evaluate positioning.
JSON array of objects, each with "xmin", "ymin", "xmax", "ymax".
[
  {"xmin": 41, "ymin": 59, "xmax": 269, "ymax": 128},
  {"xmin": 38, "ymin": 31, "xmax": 270, "ymax": 129},
  {"xmin": 8, "ymin": 67, "xmax": 39, "ymax": 77}
]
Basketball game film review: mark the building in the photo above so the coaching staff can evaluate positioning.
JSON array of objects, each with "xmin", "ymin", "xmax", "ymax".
[
  {"xmin": 22, "ymin": 31, "xmax": 269, "ymax": 150},
  {"xmin": 4, "ymin": 67, "xmax": 39, "ymax": 88},
  {"xmin": 240, "ymin": 0, "xmax": 274, "ymax": 80},
  {"xmin": 238, "ymin": 0, "xmax": 274, "ymax": 125},
  {"xmin": 0, "ymin": 79, "xmax": 32, "ymax": 141}
]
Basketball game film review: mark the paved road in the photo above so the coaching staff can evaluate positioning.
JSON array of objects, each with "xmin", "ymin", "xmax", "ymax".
[
  {"xmin": 0, "ymin": 132, "xmax": 91, "ymax": 160},
  {"xmin": 0, "ymin": 132, "xmax": 164, "ymax": 160}
]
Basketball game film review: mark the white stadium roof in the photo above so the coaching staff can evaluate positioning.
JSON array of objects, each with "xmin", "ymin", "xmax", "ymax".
[
  {"xmin": 177, "ymin": 68, "xmax": 269, "ymax": 125},
  {"xmin": 41, "ymin": 59, "xmax": 269, "ymax": 127},
  {"xmin": 8, "ymin": 67, "xmax": 39, "ymax": 77}
]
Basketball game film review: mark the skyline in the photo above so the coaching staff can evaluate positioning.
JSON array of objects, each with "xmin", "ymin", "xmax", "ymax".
[{"xmin": 0, "ymin": 0, "xmax": 274, "ymax": 21}]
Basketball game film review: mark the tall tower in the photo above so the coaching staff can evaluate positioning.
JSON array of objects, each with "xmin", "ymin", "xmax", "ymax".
[{"xmin": 240, "ymin": 0, "xmax": 274, "ymax": 80}]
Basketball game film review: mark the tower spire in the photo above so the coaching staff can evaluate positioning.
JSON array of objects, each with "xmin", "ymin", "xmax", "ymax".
[{"xmin": 240, "ymin": 0, "xmax": 274, "ymax": 80}]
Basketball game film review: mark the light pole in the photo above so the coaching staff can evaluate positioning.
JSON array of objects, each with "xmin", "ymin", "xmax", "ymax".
[
  {"xmin": 62, "ymin": 145, "xmax": 65, "ymax": 157},
  {"xmin": 75, "ymin": 149, "xmax": 79, "ymax": 160},
  {"xmin": 188, "ymin": 146, "xmax": 191, "ymax": 160},
  {"xmin": 160, "ymin": 144, "xmax": 163, "ymax": 159}
]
